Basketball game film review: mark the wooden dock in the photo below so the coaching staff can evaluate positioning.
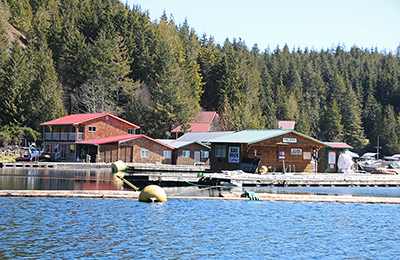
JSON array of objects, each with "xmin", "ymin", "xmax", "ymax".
[
  {"xmin": 126, "ymin": 163, "xmax": 209, "ymax": 172},
  {"xmin": 1, "ymin": 190, "xmax": 400, "ymax": 204},
  {"xmin": 124, "ymin": 171, "xmax": 400, "ymax": 188},
  {"xmin": 0, "ymin": 161, "xmax": 111, "ymax": 169}
]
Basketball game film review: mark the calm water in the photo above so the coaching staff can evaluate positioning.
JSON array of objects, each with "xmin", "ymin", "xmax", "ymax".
[
  {"xmin": 3, "ymin": 168, "xmax": 400, "ymax": 198},
  {"xmin": 1, "ymin": 197, "xmax": 400, "ymax": 259},
  {"xmin": 1, "ymin": 168, "xmax": 400, "ymax": 259}
]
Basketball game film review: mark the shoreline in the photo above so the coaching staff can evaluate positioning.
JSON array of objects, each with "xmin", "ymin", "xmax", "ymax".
[{"xmin": 1, "ymin": 190, "xmax": 400, "ymax": 204}]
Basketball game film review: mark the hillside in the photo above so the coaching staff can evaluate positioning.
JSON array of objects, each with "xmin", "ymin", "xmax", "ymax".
[{"xmin": 0, "ymin": 0, "xmax": 400, "ymax": 155}]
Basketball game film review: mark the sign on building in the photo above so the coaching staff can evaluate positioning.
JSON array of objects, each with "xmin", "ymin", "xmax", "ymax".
[
  {"xmin": 228, "ymin": 147, "xmax": 240, "ymax": 163},
  {"xmin": 291, "ymin": 148, "xmax": 302, "ymax": 155},
  {"xmin": 283, "ymin": 138, "xmax": 297, "ymax": 143},
  {"xmin": 279, "ymin": 150, "xmax": 285, "ymax": 159}
]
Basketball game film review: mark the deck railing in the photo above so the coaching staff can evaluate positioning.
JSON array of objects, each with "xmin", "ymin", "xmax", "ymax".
[{"xmin": 44, "ymin": 132, "xmax": 77, "ymax": 141}]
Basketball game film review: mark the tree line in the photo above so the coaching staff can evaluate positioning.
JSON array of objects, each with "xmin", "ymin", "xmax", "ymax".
[{"xmin": 0, "ymin": 0, "xmax": 400, "ymax": 156}]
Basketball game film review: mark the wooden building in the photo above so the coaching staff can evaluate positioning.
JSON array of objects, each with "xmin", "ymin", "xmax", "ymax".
[
  {"xmin": 76, "ymin": 135, "xmax": 174, "ymax": 164},
  {"xmin": 171, "ymin": 111, "xmax": 221, "ymax": 138},
  {"xmin": 207, "ymin": 129, "xmax": 331, "ymax": 173},
  {"xmin": 40, "ymin": 113, "xmax": 140, "ymax": 162},
  {"xmin": 318, "ymin": 142, "xmax": 354, "ymax": 173},
  {"xmin": 168, "ymin": 141, "xmax": 210, "ymax": 166},
  {"xmin": 158, "ymin": 131, "xmax": 234, "ymax": 166}
]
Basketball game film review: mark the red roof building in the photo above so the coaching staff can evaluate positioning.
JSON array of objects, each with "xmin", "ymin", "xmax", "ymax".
[
  {"xmin": 40, "ymin": 113, "xmax": 165, "ymax": 163},
  {"xmin": 278, "ymin": 120, "xmax": 296, "ymax": 130},
  {"xmin": 171, "ymin": 111, "xmax": 221, "ymax": 134}
]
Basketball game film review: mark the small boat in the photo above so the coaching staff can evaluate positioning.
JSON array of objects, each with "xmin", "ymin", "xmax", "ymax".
[{"xmin": 16, "ymin": 147, "xmax": 51, "ymax": 162}]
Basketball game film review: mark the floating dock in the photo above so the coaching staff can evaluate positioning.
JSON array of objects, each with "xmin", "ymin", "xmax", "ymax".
[
  {"xmin": 1, "ymin": 190, "xmax": 400, "ymax": 204},
  {"xmin": 0, "ymin": 161, "xmax": 111, "ymax": 169},
  {"xmin": 124, "ymin": 171, "xmax": 400, "ymax": 188},
  {"xmin": 126, "ymin": 163, "xmax": 209, "ymax": 172}
]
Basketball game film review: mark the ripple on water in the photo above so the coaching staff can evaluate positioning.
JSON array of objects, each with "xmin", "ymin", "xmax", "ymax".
[{"xmin": 1, "ymin": 198, "xmax": 400, "ymax": 259}]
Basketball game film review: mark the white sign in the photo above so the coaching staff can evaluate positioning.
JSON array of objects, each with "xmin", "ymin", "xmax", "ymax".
[
  {"xmin": 303, "ymin": 152, "xmax": 311, "ymax": 160},
  {"xmin": 291, "ymin": 149, "xmax": 302, "ymax": 155},
  {"xmin": 328, "ymin": 151, "xmax": 336, "ymax": 164},
  {"xmin": 283, "ymin": 138, "xmax": 297, "ymax": 143},
  {"xmin": 228, "ymin": 147, "xmax": 240, "ymax": 163}
]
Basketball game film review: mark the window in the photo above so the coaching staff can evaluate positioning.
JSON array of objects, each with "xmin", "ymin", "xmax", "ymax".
[
  {"xmin": 201, "ymin": 151, "xmax": 209, "ymax": 158},
  {"xmin": 128, "ymin": 128, "xmax": 134, "ymax": 135},
  {"xmin": 88, "ymin": 126, "xmax": 97, "ymax": 132},
  {"xmin": 182, "ymin": 150, "xmax": 190, "ymax": 158},
  {"xmin": 141, "ymin": 149, "xmax": 149, "ymax": 158},
  {"xmin": 215, "ymin": 146, "xmax": 226, "ymax": 157},
  {"xmin": 163, "ymin": 151, "xmax": 171, "ymax": 159}
]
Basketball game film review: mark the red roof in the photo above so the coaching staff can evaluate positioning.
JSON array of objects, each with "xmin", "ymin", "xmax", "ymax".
[
  {"xmin": 40, "ymin": 113, "xmax": 139, "ymax": 128},
  {"xmin": 278, "ymin": 120, "xmax": 295, "ymax": 130},
  {"xmin": 326, "ymin": 142, "xmax": 353, "ymax": 149},
  {"xmin": 171, "ymin": 123, "xmax": 211, "ymax": 133},
  {"xmin": 171, "ymin": 111, "xmax": 219, "ymax": 133},
  {"xmin": 75, "ymin": 135, "xmax": 174, "ymax": 149},
  {"xmin": 195, "ymin": 111, "xmax": 218, "ymax": 123}
]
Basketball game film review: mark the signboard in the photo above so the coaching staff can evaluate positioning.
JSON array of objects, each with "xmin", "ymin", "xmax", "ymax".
[
  {"xmin": 228, "ymin": 147, "xmax": 240, "ymax": 163},
  {"xmin": 328, "ymin": 151, "xmax": 336, "ymax": 165},
  {"xmin": 283, "ymin": 138, "xmax": 297, "ymax": 143},
  {"xmin": 291, "ymin": 149, "xmax": 302, "ymax": 155},
  {"xmin": 303, "ymin": 152, "xmax": 311, "ymax": 160},
  {"xmin": 279, "ymin": 150, "xmax": 285, "ymax": 159}
]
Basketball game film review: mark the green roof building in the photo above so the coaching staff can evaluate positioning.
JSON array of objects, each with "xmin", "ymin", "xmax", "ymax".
[{"xmin": 206, "ymin": 129, "xmax": 331, "ymax": 173}]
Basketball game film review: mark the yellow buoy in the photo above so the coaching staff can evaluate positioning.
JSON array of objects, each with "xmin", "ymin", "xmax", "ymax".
[
  {"xmin": 111, "ymin": 160, "xmax": 127, "ymax": 173},
  {"xmin": 138, "ymin": 185, "xmax": 167, "ymax": 203}
]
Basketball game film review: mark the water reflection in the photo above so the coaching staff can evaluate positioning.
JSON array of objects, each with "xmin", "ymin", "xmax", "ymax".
[
  {"xmin": 2, "ymin": 167, "xmax": 400, "ymax": 198},
  {"xmin": 0, "ymin": 168, "xmax": 124, "ymax": 191}
]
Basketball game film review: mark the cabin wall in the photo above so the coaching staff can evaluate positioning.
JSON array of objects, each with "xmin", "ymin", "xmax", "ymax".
[
  {"xmin": 122, "ymin": 137, "xmax": 173, "ymax": 164},
  {"xmin": 175, "ymin": 143, "xmax": 210, "ymax": 165},
  {"xmin": 209, "ymin": 143, "xmax": 243, "ymax": 172},
  {"xmin": 80, "ymin": 117, "xmax": 137, "ymax": 140},
  {"xmin": 209, "ymin": 133, "xmax": 323, "ymax": 173},
  {"xmin": 99, "ymin": 144, "xmax": 119, "ymax": 163}
]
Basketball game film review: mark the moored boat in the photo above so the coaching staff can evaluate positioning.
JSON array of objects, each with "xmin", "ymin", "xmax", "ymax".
[{"xmin": 16, "ymin": 147, "xmax": 51, "ymax": 162}]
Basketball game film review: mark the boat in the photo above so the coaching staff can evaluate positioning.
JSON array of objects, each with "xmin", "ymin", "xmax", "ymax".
[
  {"xmin": 357, "ymin": 153, "xmax": 400, "ymax": 172},
  {"xmin": 15, "ymin": 147, "xmax": 51, "ymax": 162}
]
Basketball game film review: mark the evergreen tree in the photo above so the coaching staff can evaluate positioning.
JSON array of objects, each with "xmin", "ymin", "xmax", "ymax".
[
  {"xmin": 29, "ymin": 40, "xmax": 66, "ymax": 128},
  {"xmin": 320, "ymin": 98, "xmax": 344, "ymax": 142},
  {"xmin": 0, "ymin": 40, "xmax": 32, "ymax": 126},
  {"xmin": 378, "ymin": 105, "xmax": 400, "ymax": 155}
]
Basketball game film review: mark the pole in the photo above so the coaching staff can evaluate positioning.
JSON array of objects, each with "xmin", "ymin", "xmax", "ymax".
[{"xmin": 376, "ymin": 136, "xmax": 380, "ymax": 159}]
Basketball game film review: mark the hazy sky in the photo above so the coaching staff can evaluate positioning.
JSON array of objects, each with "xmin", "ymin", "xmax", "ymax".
[{"xmin": 127, "ymin": 0, "xmax": 400, "ymax": 52}]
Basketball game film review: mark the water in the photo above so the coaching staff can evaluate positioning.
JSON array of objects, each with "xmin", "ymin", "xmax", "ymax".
[
  {"xmin": 3, "ymin": 168, "xmax": 400, "ymax": 198},
  {"xmin": 2, "ymin": 168, "xmax": 400, "ymax": 259},
  {"xmin": 1, "ymin": 197, "xmax": 399, "ymax": 259}
]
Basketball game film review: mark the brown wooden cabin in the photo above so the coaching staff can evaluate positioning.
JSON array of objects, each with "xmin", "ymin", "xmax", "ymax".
[{"xmin": 207, "ymin": 129, "xmax": 331, "ymax": 173}]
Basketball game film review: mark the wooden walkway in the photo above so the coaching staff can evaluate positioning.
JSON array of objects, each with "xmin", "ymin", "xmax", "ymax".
[
  {"xmin": 124, "ymin": 171, "xmax": 400, "ymax": 188},
  {"xmin": 0, "ymin": 161, "xmax": 111, "ymax": 169},
  {"xmin": 1, "ymin": 190, "xmax": 400, "ymax": 204}
]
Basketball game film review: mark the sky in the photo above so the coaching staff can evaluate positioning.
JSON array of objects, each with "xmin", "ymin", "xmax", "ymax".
[{"xmin": 127, "ymin": 0, "xmax": 400, "ymax": 52}]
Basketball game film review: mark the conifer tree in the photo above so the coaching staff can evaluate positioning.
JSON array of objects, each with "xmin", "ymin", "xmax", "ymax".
[
  {"xmin": 320, "ymin": 98, "xmax": 344, "ymax": 142},
  {"xmin": 0, "ymin": 40, "xmax": 32, "ymax": 126},
  {"xmin": 29, "ymin": 40, "xmax": 66, "ymax": 127},
  {"xmin": 378, "ymin": 105, "xmax": 400, "ymax": 155}
]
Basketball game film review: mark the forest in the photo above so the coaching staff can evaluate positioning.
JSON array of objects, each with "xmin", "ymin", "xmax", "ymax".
[{"xmin": 0, "ymin": 0, "xmax": 400, "ymax": 156}]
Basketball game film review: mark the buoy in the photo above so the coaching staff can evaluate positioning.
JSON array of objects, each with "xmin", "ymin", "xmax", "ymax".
[
  {"xmin": 259, "ymin": 166, "xmax": 268, "ymax": 174},
  {"xmin": 112, "ymin": 160, "xmax": 127, "ymax": 173},
  {"xmin": 138, "ymin": 185, "xmax": 167, "ymax": 203}
]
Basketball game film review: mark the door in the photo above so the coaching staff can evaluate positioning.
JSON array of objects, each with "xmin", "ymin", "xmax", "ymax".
[{"xmin": 194, "ymin": 151, "xmax": 200, "ymax": 165}]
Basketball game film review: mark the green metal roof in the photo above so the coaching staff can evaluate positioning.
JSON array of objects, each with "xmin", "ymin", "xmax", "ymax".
[{"xmin": 206, "ymin": 129, "xmax": 331, "ymax": 147}]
